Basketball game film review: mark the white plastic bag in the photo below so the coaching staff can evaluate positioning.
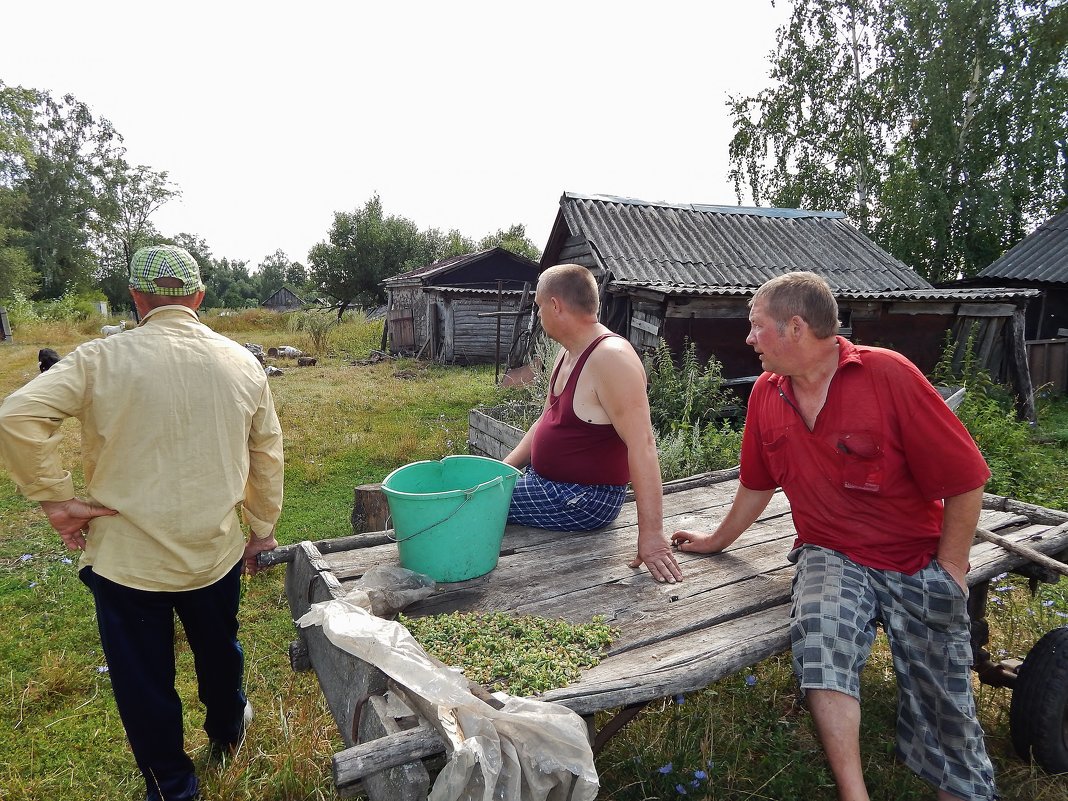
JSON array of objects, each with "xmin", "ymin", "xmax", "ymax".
[{"xmin": 298, "ymin": 595, "xmax": 598, "ymax": 801}]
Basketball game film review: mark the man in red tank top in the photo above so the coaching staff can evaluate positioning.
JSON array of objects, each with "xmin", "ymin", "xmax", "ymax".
[{"xmin": 503, "ymin": 264, "xmax": 683, "ymax": 584}]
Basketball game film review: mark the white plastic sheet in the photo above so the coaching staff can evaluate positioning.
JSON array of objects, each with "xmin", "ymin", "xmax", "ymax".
[{"xmin": 298, "ymin": 591, "xmax": 599, "ymax": 801}]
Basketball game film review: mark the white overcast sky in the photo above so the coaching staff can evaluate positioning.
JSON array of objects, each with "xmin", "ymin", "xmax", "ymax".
[{"xmin": 2, "ymin": 1, "xmax": 789, "ymax": 269}]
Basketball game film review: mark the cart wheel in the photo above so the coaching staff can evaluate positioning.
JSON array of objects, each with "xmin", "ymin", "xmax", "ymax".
[{"xmin": 1009, "ymin": 626, "xmax": 1068, "ymax": 773}]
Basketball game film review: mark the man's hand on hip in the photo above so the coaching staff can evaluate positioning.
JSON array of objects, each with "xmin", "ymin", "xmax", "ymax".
[{"xmin": 40, "ymin": 499, "xmax": 118, "ymax": 551}]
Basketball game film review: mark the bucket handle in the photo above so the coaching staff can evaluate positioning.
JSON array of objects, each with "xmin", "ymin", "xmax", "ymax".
[{"xmin": 386, "ymin": 476, "xmax": 504, "ymax": 544}]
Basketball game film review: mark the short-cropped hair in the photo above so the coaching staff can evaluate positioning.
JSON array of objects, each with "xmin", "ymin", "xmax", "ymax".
[
  {"xmin": 750, "ymin": 271, "xmax": 840, "ymax": 339},
  {"xmin": 539, "ymin": 264, "xmax": 599, "ymax": 316}
]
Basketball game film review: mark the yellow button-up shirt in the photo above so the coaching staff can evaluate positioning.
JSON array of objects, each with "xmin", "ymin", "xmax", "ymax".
[{"xmin": 0, "ymin": 306, "xmax": 284, "ymax": 591}]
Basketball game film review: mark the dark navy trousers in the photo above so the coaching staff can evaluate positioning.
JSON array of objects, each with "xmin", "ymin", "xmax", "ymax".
[{"xmin": 81, "ymin": 562, "xmax": 246, "ymax": 801}]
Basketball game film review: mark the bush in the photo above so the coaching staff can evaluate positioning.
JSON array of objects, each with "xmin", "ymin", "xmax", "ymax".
[
  {"xmin": 287, "ymin": 309, "xmax": 337, "ymax": 355},
  {"xmin": 36, "ymin": 292, "xmax": 105, "ymax": 323},
  {"xmin": 645, "ymin": 339, "xmax": 740, "ymax": 435},
  {"xmin": 1, "ymin": 289, "xmax": 38, "ymax": 326},
  {"xmin": 658, "ymin": 420, "xmax": 744, "ymax": 482}
]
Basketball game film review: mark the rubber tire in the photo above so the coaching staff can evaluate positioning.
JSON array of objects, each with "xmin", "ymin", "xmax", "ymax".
[{"xmin": 1009, "ymin": 625, "xmax": 1068, "ymax": 773}]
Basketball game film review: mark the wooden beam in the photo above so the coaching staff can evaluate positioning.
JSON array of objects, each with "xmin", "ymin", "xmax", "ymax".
[
  {"xmin": 888, "ymin": 303, "xmax": 955, "ymax": 315},
  {"xmin": 957, "ymin": 303, "xmax": 1017, "ymax": 318},
  {"xmin": 630, "ymin": 317, "xmax": 660, "ymax": 335}
]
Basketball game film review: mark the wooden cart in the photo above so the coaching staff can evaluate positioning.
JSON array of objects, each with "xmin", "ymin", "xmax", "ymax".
[{"xmin": 267, "ymin": 470, "xmax": 1068, "ymax": 799}]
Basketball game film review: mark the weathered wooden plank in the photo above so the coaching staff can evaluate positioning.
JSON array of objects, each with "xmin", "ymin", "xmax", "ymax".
[
  {"xmin": 958, "ymin": 303, "xmax": 1017, "ymax": 317},
  {"xmin": 969, "ymin": 523, "xmax": 1068, "ymax": 583},
  {"xmin": 333, "ymin": 725, "xmax": 445, "ymax": 797},
  {"xmin": 352, "ymin": 483, "xmax": 389, "ymax": 534},
  {"xmin": 352, "ymin": 694, "xmax": 432, "ymax": 801},
  {"xmin": 540, "ymin": 605, "xmax": 793, "ymax": 714},
  {"xmin": 975, "ymin": 524, "xmax": 1068, "ymax": 578},
  {"xmin": 286, "ymin": 543, "xmax": 389, "ymax": 748}
]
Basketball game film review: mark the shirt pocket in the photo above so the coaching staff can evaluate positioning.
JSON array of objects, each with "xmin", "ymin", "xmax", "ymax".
[
  {"xmin": 835, "ymin": 430, "xmax": 884, "ymax": 493},
  {"xmin": 761, "ymin": 427, "xmax": 793, "ymax": 484}
]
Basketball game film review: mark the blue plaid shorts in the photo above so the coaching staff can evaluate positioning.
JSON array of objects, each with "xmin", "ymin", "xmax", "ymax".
[
  {"xmin": 790, "ymin": 545, "xmax": 997, "ymax": 801},
  {"xmin": 507, "ymin": 467, "xmax": 626, "ymax": 531}
]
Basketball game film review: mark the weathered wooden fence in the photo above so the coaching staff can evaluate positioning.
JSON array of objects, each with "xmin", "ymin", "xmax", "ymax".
[{"xmin": 1027, "ymin": 338, "xmax": 1068, "ymax": 394}]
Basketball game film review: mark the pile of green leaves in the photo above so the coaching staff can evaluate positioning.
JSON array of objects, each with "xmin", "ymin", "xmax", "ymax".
[{"xmin": 398, "ymin": 611, "xmax": 615, "ymax": 697}]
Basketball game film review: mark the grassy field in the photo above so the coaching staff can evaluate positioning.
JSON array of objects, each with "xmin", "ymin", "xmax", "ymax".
[{"xmin": 2, "ymin": 313, "xmax": 1068, "ymax": 800}]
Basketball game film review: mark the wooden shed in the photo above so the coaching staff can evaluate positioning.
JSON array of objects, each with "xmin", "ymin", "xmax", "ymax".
[
  {"xmin": 383, "ymin": 248, "xmax": 539, "ymax": 364},
  {"xmin": 538, "ymin": 192, "xmax": 1040, "ymax": 415},
  {"xmin": 261, "ymin": 285, "xmax": 306, "ymax": 313},
  {"xmin": 957, "ymin": 209, "xmax": 1068, "ymax": 393}
]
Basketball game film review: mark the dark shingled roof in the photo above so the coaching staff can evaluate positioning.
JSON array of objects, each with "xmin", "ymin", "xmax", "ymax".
[
  {"xmin": 557, "ymin": 192, "xmax": 932, "ymax": 293},
  {"xmin": 384, "ymin": 247, "xmax": 537, "ymax": 285},
  {"xmin": 978, "ymin": 208, "xmax": 1068, "ymax": 285}
]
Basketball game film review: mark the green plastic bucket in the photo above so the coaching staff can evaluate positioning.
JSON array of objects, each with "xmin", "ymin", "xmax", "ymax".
[{"xmin": 381, "ymin": 455, "xmax": 522, "ymax": 582}]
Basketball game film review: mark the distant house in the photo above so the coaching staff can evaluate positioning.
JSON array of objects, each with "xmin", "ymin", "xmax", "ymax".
[
  {"xmin": 261, "ymin": 285, "xmax": 306, "ymax": 313},
  {"xmin": 538, "ymin": 192, "xmax": 1040, "ymax": 414},
  {"xmin": 382, "ymin": 247, "xmax": 540, "ymax": 364}
]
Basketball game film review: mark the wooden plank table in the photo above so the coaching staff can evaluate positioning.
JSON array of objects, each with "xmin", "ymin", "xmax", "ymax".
[{"xmin": 274, "ymin": 471, "xmax": 1068, "ymax": 799}]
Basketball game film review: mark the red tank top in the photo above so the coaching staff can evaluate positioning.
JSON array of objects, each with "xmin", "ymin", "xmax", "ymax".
[{"xmin": 530, "ymin": 333, "xmax": 631, "ymax": 486}]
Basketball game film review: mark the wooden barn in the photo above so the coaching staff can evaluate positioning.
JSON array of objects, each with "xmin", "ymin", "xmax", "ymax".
[
  {"xmin": 538, "ymin": 192, "xmax": 1041, "ymax": 415},
  {"xmin": 958, "ymin": 209, "xmax": 1068, "ymax": 393},
  {"xmin": 383, "ymin": 247, "xmax": 539, "ymax": 364},
  {"xmin": 261, "ymin": 285, "xmax": 307, "ymax": 312}
]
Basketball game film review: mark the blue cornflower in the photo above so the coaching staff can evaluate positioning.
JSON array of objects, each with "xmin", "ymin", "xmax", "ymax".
[
  {"xmin": 674, "ymin": 694, "xmax": 686, "ymax": 705},
  {"xmin": 61, "ymin": 557, "xmax": 73, "ymax": 565},
  {"xmin": 995, "ymin": 584, "xmax": 1013, "ymax": 592},
  {"xmin": 19, "ymin": 554, "xmax": 33, "ymax": 562},
  {"xmin": 694, "ymin": 770, "xmax": 708, "ymax": 780},
  {"xmin": 28, "ymin": 581, "xmax": 37, "ymax": 588},
  {"xmin": 745, "ymin": 674, "xmax": 757, "ymax": 687},
  {"xmin": 675, "ymin": 784, "xmax": 687, "ymax": 795},
  {"xmin": 96, "ymin": 665, "xmax": 109, "ymax": 673},
  {"xmin": 1043, "ymin": 600, "xmax": 1055, "ymax": 607},
  {"xmin": 658, "ymin": 763, "xmax": 673, "ymax": 775}
]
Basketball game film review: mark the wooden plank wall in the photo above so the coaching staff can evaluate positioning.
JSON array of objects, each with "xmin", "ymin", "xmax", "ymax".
[
  {"xmin": 1027, "ymin": 338, "xmax": 1068, "ymax": 394},
  {"xmin": 437, "ymin": 296, "xmax": 529, "ymax": 364},
  {"xmin": 386, "ymin": 288, "xmax": 424, "ymax": 354}
]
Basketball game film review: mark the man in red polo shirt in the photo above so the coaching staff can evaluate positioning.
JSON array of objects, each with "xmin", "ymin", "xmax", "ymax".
[{"xmin": 673, "ymin": 272, "xmax": 996, "ymax": 801}]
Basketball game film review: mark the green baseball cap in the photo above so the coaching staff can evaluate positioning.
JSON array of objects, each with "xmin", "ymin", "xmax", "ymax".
[{"xmin": 129, "ymin": 245, "xmax": 205, "ymax": 296}]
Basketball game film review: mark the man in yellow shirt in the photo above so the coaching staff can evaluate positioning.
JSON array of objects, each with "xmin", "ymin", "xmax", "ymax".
[{"xmin": 0, "ymin": 245, "xmax": 284, "ymax": 801}]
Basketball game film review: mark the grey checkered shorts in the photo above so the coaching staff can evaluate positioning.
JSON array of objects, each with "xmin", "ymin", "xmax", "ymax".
[
  {"xmin": 507, "ymin": 467, "xmax": 626, "ymax": 531},
  {"xmin": 790, "ymin": 545, "xmax": 997, "ymax": 800}
]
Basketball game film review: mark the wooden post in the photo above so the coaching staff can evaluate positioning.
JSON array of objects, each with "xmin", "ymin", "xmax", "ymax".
[
  {"xmin": 0, "ymin": 307, "xmax": 11, "ymax": 342},
  {"xmin": 352, "ymin": 483, "xmax": 390, "ymax": 534},
  {"xmin": 1008, "ymin": 308, "xmax": 1037, "ymax": 422}
]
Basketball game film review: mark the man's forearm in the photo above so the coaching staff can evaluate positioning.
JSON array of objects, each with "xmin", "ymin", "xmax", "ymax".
[
  {"xmin": 938, "ymin": 485, "xmax": 985, "ymax": 568},
  {"xmin": 629, "ymin": 440, "xmax": 664, "ymax": 539}
]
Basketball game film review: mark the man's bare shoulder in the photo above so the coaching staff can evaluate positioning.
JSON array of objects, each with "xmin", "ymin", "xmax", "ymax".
[{"xmin": 586, "ymin": 336, "xmax": 646, "ymax": 384}]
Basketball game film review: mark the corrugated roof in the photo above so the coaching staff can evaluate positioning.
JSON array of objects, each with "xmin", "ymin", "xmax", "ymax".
[
  {"xmin": 978, "ymin": 208, "xmax": 1068, "ymax": 284},
  {"xmin": 559, "ymin": 192, "xmax": 932, "ymax": 292},
  {"xmin": 608, "ymin": 281, "xmax": 1040, "ymax": 303},
  {"xmin": 385, "ymin": 247, "xmax": 539, "ymax": 285},
  {"xmin": 424, "ymin": 286, "xmax": 528, "ymax": 298},
  {"xmin": 383, "ymin": 248, "xmax": 498, "ymax": 284}
]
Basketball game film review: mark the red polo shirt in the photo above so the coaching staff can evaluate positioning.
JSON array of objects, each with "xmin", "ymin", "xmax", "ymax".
[{"xmin": 740, "ymin": 337, "xmax": 990, "ymax": 573}]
